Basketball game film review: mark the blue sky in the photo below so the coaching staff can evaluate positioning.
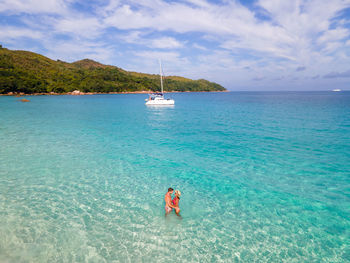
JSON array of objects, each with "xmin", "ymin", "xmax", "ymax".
[{"xmin": 1, "ymin": 0, "xmax": 350, "ymax": 90}]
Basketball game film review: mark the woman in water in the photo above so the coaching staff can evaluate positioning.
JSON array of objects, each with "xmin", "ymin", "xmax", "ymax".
[{"xmin": 172, "ymin": 190, "xmax": 181, "ymax": 216}]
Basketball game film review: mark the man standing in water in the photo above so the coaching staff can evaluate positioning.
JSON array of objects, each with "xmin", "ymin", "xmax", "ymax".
[{"xmin": 164, "ymin": 187, "xmax": 175, "ymax": 215}]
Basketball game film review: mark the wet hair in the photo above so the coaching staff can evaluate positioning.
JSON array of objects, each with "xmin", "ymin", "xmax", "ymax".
[{"xmin": 168, "ymin": 187, "xmax": 174, "ymax": 192}]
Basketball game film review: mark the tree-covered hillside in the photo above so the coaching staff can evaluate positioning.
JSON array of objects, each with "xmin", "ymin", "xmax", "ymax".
[{"xmin": 0, "ymin": 46, "xmax": 226, "ymax": 94}]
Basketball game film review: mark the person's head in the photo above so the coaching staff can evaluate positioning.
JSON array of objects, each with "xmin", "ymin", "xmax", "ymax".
[
  {"xmin": 168, "ymin": 187, "xmax": 174, "ymax": 194},
  {"xmin": 175, "ymin": 190, "xmax": 181, "ymax": 198}
]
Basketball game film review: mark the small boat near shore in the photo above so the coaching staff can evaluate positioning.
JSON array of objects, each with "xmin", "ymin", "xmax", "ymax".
[
  {"xmin": 145, "ymin": 60, "xmax": 175, "ymax": 105},
  {"xmin": 332, "ymin": 89, "xmax": 341, "ymax": 92}
]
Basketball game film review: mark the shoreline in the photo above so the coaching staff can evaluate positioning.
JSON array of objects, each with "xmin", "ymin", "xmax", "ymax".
[{"xmin": 1, "ymin": 90, "xmax": 229, "ymax": 96}]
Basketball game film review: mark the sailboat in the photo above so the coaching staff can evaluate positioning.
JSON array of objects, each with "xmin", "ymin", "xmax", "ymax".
[{"xmin": 145, "ymin": 60, "xmax": 175, "ymax": 105}]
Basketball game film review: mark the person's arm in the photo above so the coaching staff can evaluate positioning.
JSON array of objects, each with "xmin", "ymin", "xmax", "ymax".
[
  {"xmin": 166, "ymin": 197, "xmax": 175, "ymax": 208},
  {"xmin": 168, "ymin": 201, "xmax": 176, "ymax": 208}
]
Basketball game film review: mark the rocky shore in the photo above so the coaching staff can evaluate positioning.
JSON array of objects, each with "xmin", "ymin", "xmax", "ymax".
[
  {"xmin": 2, "ymin": 90, "xmax": 151, "ymax": 96},
  {"xmin": 1, "ymin": 90, "xmax": 228, "ymax": 96}
]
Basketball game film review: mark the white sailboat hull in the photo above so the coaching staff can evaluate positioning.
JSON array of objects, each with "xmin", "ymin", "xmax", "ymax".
[{"xmin": 145, "ymin": 98, "xmax": 175, "ymax": 105}]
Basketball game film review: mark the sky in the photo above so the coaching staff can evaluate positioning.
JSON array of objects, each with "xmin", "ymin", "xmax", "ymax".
[{"xmin": 1, "ymin": 0, "xmax": 350, "ymax": 91}]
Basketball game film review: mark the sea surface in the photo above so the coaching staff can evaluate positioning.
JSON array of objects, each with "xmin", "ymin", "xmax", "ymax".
[{"xmin": 0, "ymin": 92, "xmax": 349, "ymax": 262}]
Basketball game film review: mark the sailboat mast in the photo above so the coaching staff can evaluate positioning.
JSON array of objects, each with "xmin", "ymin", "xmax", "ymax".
[{"xmin": 159, "ymin": 59, "xmax": 163, "ymax": 93}]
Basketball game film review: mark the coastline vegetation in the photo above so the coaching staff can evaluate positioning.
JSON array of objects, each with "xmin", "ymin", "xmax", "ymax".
[{"xmin": 0, "ymin": 46, "xmax": 226, "ymax": 94}]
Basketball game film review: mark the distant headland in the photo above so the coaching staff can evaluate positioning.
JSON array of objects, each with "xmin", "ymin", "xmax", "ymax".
[{"xmin": 0, "ymin": 45, "xmax": 226, "ymax": 95}]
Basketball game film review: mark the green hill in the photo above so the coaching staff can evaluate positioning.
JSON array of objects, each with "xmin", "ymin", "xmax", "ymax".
[{"xmin": 0, "ymin": 46, "xmax": 225, "ymax": 94}]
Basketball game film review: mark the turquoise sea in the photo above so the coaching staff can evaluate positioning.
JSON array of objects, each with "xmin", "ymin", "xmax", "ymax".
[{"xmin": 0, "ymin": 92, "xmax": 349, "ymax": 262}]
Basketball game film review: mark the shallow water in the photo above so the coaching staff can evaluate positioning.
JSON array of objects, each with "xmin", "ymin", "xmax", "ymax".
[{"xmin": 0, "ymin": 92, "xmax": 349, "ymax": 262}]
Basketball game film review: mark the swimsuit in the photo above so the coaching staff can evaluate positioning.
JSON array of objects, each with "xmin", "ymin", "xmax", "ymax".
[
  {"xmin": 172, "ymin": 197, "xmax": 179, "ymax": 206},
  {"xmin": 172, "ymin": 197, "xmax": 180, "ymax": 214}
]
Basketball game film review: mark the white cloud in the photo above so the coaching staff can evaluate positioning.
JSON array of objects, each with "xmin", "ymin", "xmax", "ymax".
[
  {"xmin": 119, "ymin": 31, "xmax": 143, "ymax": 44},
  {"xmin": 0, "ymin": 26, "xmax": 43, "ymax": 39},
  {"xmin": 133, "ymin": 50, "xmax": 184, "ymax": 62},
  {"xmin": 256, "ymin": 0, "xmax": 350, "ymax": 57},
  {"xmin": 55, "ymin": 17, "xmax": 104, "ymax": 38},
  {"xmin": 185, "ymin": 0, "xmax": 211, "ymax": 8},
  {"xmin": 0, "ymin": 0, "xmax": 67, "ymax": 14},
  {"xmin": 118, "ymin": 32, "xmax": 183, "ymax": 49},
  {"xmin": 98, "ymin": 0, "xmax": 120, "ymax": 14},
  {"xmin": 150, "ymin": 37, "xmax": 183, "ymax": 49},
  {"xmin": 131, "ymin": 50, "xmax": 190, "ymax": 75},
  {"xmin": 103, "ymin": 1, "xmax": 244, "ymax": 34},
  {"xmin": 192, "ymin": 43, "xmax": 207, "ymax": 50},
  {"xmin": 44, "ymin": 40, "xmax": 115, "ymax": 64},
  {"xmin": 317, "ymin": 28, "xmax": 349, "ymax": 44}
]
